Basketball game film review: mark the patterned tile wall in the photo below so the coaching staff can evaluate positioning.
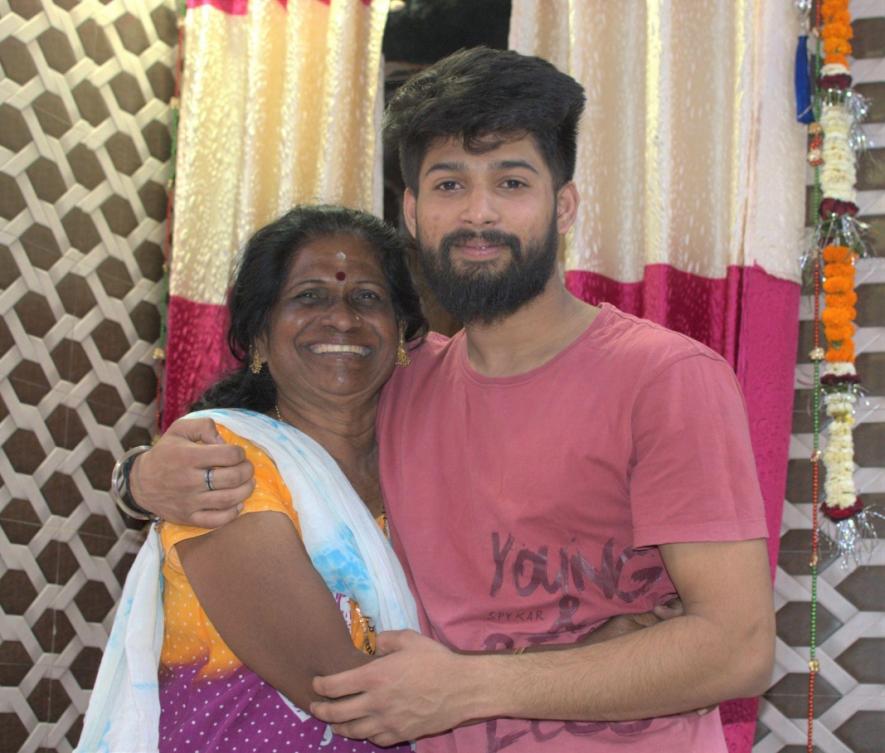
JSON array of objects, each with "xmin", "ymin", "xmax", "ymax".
[
  {"xmin": 0, "ymin": 0, "xmax": 174, "ymax": 750},
  {"xmin": 2, "ymin": 2, "xmax": 883, "ymax": 753},
  {"xmin": 755, "ymin": 4, "xmax": 885, "ymax": 752}
]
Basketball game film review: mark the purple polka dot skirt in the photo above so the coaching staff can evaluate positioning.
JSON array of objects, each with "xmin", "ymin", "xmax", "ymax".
[{"xmin": 159, "ymin": 662, "xmax": 410, "ymax": 752}]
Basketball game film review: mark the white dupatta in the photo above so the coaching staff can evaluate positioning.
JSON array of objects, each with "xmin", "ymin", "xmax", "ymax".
[{"xmin": 76, "ymin": 409, "xmax": 419, "ymax": 753}]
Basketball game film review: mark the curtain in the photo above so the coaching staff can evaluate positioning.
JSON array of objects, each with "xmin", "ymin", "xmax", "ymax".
[
  {"xmin": 164, "ymin": 0, "xmax": 389, "ymax": 427},
  {"xmin": 510, "ymin": 2, "xmax": 806, "ymax": 751}
]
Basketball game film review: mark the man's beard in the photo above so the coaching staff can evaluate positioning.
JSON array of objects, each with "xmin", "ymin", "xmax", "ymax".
[{"xmin": 415, "ymin": 217, "xmax": 559, "ymax": 325}]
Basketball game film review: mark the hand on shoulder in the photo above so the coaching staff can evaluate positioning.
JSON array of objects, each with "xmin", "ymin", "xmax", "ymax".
[{"xmin": 131, "ymin": 417, "xmax": 255, "ymax": 527}]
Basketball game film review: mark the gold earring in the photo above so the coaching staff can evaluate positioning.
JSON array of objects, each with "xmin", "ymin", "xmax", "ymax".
[
  {"xmin": 396, "ymin": 324, "xmax": 411, "ymax": 368},
  {"xmin": 250, "ymin": 348, "xmax": 265, "ymax": 374}
]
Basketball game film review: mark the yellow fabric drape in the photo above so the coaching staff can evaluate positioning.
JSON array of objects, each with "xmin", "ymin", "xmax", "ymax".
[
  {"xmin": 172, "ymin": 0, "xmax": 389, "ymax": 305},
  {"xmin": 509, "ymin": 0, "xmax": 805, "ymax": 283}
]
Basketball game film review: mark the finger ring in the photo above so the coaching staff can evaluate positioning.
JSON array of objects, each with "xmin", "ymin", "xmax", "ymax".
[{"xmin": 205, "ymin": 467, "xmax": 215, "ymax": 492}]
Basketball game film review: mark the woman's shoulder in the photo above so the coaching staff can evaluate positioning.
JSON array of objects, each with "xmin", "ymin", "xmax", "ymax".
[
  {"xmin": 211, "ymin": 423, "xmax": 291, "ymax": 496},
  {"xmin": 160, "ymin": 421, "xmax": 299, "ymax": 559},
  {"xmin": 215, "ymin": 423, "xmax": 272, "ymax": 461}
]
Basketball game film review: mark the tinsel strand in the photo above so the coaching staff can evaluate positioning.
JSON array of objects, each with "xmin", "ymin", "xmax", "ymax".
[
  {"xmin": 807, "ymin": 251, "xmax": 822, "ymax": 752},
  {"xmin": 807, "ymin": 6, "xmax": 824, "ymax": 749}
]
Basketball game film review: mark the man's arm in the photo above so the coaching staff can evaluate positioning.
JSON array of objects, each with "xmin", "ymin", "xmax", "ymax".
[
  {"xmin": 129, "ymin": 417, "xmax": 254, "ymax": 526},
  {"xmin": 311, "ymin": 538, "xmax": 774, "ymax": 747}
]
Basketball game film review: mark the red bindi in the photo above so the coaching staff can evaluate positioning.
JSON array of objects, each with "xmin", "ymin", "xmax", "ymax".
[{"xmin": 335, "ymin": 271, "xmax": 346, "ymax": 281}]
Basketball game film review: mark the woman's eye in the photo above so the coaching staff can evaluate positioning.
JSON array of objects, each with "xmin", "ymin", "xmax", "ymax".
[
  {"xmin": 293, "ymin": 289, "xmax": 324, "ymax": 302},
  {"xmin": 354, "ymin": 290, "xmax": 383, "ymax": 304}
]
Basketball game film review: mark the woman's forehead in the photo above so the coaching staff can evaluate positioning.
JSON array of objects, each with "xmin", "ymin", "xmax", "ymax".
[{"xmin": 287, "ymin": 233, "xmax": 386, "ymax": 280}]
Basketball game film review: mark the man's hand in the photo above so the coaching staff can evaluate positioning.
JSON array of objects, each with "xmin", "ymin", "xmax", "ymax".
[
  {"xmin": 309, "ymin": 604, "xmax": 689, "ymax": 746},
  {"xmin": 311, "ymin": 630, "xmax": 475, "ymax": 747},
  {"xmin": 130, "ymin": 417, "xmax": 254, "ymax": 527},
  {"xmin": 311, "ymin": 600, "xmax": 717, "ymax": 744}
]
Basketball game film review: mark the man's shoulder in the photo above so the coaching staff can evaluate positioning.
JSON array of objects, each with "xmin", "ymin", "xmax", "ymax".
[
  {"xmin": 382, "ymin": 330, "xmax": 459, "ymax": 402},
  {"xmin": 404, "ymin": 330, "xmax": 460, "ymax": 371},
  {"xmin": 414, "ymin": 330, "xmax": 455, "ymax": 356},
  {"xmin": 593, "ymin": 305, "xmax": 727, "ymax": 376}
]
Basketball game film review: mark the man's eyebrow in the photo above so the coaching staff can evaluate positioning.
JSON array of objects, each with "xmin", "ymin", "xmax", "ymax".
[
  {"xmin": 491, "ymin": 159, "xmax": 539, "ymax": 174},
  {"xmin": 423, "ymin": 159, "xmax": 540, "ymax": 176},
  {"xmin": 423, "ymin": 161, "xmax": 465, "ymax": 176}
]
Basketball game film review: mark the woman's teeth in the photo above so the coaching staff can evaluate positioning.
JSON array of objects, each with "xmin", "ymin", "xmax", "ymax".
[{"xmin": 310, "ymin": 344, "xmax": 370, "ymax": 356}]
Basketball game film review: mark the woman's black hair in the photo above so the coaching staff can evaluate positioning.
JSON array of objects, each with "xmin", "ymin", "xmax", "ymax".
[{"xmin": 192, "ymin": 205, "xmax": 427, "ymax": 413}]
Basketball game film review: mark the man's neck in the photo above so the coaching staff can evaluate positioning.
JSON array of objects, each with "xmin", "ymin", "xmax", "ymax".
[{"xmin": 463, "ymin": 275, "xmax": 599, "ymax": 377}]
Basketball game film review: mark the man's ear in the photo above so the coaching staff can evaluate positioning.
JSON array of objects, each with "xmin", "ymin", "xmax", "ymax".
[
  {"xmin": 403, "ymin": 188, "xmax": 418, "ymax": 239},
  {"xmin": 555, "ymin": 181, "xmax": 580, "ymax": 235}
]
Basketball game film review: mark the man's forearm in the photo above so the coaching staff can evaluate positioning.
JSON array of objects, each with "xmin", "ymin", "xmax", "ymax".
[
  {"xmin": 451, "ymin": 611, "xmax": 773, "ymax": 724},
  {"xmin": 312, "ymin": 540, "xmax": 775, "ymax": 745},
  {"xmin": 461, "ymin": 539, "xmax": 776, "ymax": 724}
]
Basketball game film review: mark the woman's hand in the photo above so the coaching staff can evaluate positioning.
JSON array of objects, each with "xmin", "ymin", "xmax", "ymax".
[{"xmin": 581, "ymin": 598, "xmax": 684, "ymax": 644}]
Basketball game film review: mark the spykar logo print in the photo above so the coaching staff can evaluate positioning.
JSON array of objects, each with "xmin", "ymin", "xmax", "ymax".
[{"xmin": 482, "ymin": 533, "xmax": 664, "ymax": 751}]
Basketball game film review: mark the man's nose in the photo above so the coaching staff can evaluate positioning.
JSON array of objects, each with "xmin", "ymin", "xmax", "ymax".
[{"xmin": 460, "ymin": 186, "xmax": 499, "ymax": 226}]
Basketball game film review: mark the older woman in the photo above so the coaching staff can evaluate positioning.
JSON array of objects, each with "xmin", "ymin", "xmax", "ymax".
[{"xmin": 77, "ymin": 205, "xmax": 426, "ymax": 753}]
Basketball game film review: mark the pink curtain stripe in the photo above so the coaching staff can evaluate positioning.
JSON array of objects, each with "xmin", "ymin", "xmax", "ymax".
[
  {"xmin": 567, "ymin": 265, "xmax": 741, "ymax": 362},
  {"xmin": 163, "ymin": 296, "xmax": 237, "ymax": 429},
  {"xmin": 725, "ymin": 267, "xmax": 800, "ymax": 753},
  {"xmin": 185, "ymin": 0, "xmax": 372, "ymax": 12},
  {"xmin": 733, "ymin": 267, "xmax": 800, "ymax": 577},
  {"xmin": 186, "ymin": 0, "xmax": 254, "ymax": 14},
  {"xmin": 567, "ymin": 264, "xmax": 800, "ymax": 753}
]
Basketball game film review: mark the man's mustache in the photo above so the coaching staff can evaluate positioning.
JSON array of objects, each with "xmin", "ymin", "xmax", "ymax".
[{"xmin": 440, "ymin": 230, "xmax": 523, "ymax": 260}]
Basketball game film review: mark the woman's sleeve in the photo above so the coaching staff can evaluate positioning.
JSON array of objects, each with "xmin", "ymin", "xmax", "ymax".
[{"xmin": 160, "ymin": 424, "xmax": 301, "ymax": 572}]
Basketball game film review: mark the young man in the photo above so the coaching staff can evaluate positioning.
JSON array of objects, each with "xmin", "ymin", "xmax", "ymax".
[{"xmin": 125, "ymin": 48, "xmax": 773, "ymax": 752}]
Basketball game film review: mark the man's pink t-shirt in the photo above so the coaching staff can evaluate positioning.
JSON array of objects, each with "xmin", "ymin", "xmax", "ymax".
[{"xmin": 377, "ymin": 304, "xmax": 769, "ymax": 753}]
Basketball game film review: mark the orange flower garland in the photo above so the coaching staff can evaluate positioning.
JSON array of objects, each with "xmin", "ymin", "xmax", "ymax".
[
  {"xmin": 821, "ymin": 245, "xmax": 857, "ymax": 362},
  {"xmin": 821, "ymin": 0, "xmax": 853, "ymax": 66},
  {"xmin": 809, "ymin": 0, "xmax": 874, "ymax": 556},
  {"xmin": 812, "ymin": 0, "xmax": 865, "ymax": 534}
]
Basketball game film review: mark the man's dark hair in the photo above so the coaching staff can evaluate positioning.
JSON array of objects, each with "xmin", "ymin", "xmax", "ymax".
[
  {"xmin": 194, "ymin": 205, "xmax": 427, "ymax": 413},
  {"xmin": 384, "ymin": 47, "xmax": 586, "ymax": 193}
]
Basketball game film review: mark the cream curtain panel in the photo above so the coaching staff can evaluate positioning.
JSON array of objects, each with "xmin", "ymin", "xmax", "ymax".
[
  {"xmin": 510, "ymin": 0, "xmax": 805, "ymax": 285},
  {"xmin": 165, "ymin": 0, "xmax": 389, "ymax": 425}
]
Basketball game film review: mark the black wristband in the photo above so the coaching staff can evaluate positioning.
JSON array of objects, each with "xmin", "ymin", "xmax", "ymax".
[{"xmin": 110, "ymin": 446, "xmax": 158, "ymax": 522}]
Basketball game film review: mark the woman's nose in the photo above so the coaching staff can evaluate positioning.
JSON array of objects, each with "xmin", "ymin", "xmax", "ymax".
[{"xmin": 321, "ymin": 295, "xmax": 361, "ymax": 329}]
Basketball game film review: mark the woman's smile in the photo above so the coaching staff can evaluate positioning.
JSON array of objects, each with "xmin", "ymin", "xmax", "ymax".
[
  {"xmin": 308, "ymin": 343, "xmax": 372, "ymax": 357},
  {"xmin": 260, "ymin": 232, "xmax": 399, "ymax": 406}
]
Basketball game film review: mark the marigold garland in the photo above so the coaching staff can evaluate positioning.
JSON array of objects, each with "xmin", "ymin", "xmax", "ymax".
[
  {"xmin": 811, "ymin": 0, "xmax": 868, "ymax": 532},
  {"xmin": 820, "ymin": 0, "xmax": 852, "ymax": 66},
  {"xmin": 798, "ymin": 3, "xmax": 873, "ymax": 746}
]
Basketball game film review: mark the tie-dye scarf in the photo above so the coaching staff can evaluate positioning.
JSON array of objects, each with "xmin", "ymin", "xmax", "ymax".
[{"xmin": 76, "ymin": 408, "xmax": 419, "ymax": 753}]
